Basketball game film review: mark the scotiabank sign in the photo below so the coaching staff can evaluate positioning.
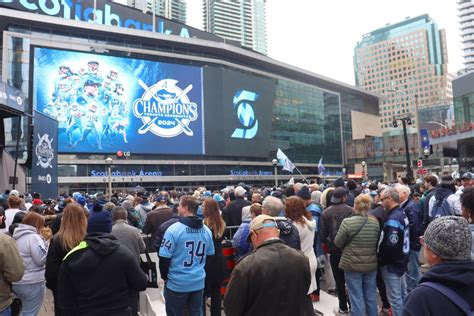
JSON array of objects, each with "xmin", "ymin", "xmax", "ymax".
[
  {"xmin": 430, "ymin": 122, "xmax": 474, "ymax": 138},
  {"xmin": 0, "ymin": 0, "xmax": 224, "ymax": 42}
]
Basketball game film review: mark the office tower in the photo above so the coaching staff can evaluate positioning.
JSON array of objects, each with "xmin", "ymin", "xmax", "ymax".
[
  {"xmin": 459, "ymin": 0, "xmax": 474, "ymax": 72},
  {"xmin": 203, "ymin": 0, "xmax": 267, "ymax": 55},
  {"xmin": 354, "ymin": 15, "xmax": 452, "ymax": 132},
  {"xmin": 127, "ymin": 0, "xmax": 187, "ymax": 24}
]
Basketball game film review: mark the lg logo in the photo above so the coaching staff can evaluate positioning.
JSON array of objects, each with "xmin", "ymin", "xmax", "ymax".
[{"xmin": 231, "ymin": 90, "xmax": 259, "ymax": 139}]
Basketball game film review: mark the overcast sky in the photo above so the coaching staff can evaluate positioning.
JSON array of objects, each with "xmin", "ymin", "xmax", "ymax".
[
  {"xmin": 186, "ymin": 0, "xmax": 463, "ymax": 86},
  {"xmin": 116, "ymin": 1, "xmax": 463, "ymax": 86}
]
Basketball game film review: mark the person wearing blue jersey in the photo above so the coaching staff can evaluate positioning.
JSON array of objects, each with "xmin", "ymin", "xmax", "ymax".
[
  {"xmin": 379, "ymin": 188, "xmax": 410, "ymax": 316},
  {"xmin": 159, "ymin": 196, "xmax": 215, "ymax": 316}
]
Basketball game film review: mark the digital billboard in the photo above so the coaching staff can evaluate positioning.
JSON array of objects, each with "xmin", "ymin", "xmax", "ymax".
[
  {"xmin": 203, "ymin": 67, "xmax": 275, "ymax": 157},
  {"xmin": 33, "ymin": 47, "xmax": 204, "ymax": 154}
]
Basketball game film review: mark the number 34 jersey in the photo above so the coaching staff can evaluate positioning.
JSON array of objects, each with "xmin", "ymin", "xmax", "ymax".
[
  {"xmin": 159, "ymin": 216, "xmax": 215, "ymax": 292},
  {"xmin": 378, "ymin": 205, "xmax": 410, "ymax": 277}
]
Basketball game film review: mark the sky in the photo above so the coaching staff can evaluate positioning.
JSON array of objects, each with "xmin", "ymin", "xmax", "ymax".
[
  {"xmin": 185, "ymin": 0, "xmax": 463, "ymax": 86},
  {"xmin": 115, "ymin": 1, "xmax": 463, "ymax": 86}
]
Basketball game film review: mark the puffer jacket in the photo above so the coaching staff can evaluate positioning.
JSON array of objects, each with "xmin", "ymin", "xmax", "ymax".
[
  {"xmin": 334, "ymin": 214, "xmax": 380, "ymax": 272},
  {"xmin": 12, "ymin": 224, "xmax": 48, "ymax": 285}
]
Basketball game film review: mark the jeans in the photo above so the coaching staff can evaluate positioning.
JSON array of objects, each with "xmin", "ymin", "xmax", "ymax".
[
  {"xmin": 0, "ymin": 306, "xmax": 11, "ymax": 316},
  {"xmin": 12, "ymin": 281, "xmax": 45, "ymax": 316},
  {"xmin": 404, "ymin": 250, "xmax": 420, "ymax": 293},
  {"xmin": 329, "ymin": 250, "xmax": 349, "ymax": 311},
  {"xmin": 381, "ymin": 266, "xmax": 406, "ymax": 316},
  {"xmin": 164, "ymin": 287, "xmax": 203, "ymax": 316},
  {"xmin": 344, "ymin": 271, "xmax": 377, "ymax": 316}
]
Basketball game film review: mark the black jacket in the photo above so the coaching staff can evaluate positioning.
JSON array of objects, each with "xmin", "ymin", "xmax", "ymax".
[
  {"xmin": 45, "ymin": 235, "xmax": 69, "ymax": 293},
  {"xmin": 57, "ymin": 233, "xmax": 147, "ymax": 316},
  {"xmin": 222, "ymin": 198, "xmax": 251, "ymax": 227},
  {"xmin": 403, "ymin": 260, "xmax": 474, "ymax": 316},
  {"xmin": 205, "ymin": 233, "xmax": 225, "ymax": 283},
  {"xmin": 224, "ymin": 239, "xmax": 310, "ymax": 316}
]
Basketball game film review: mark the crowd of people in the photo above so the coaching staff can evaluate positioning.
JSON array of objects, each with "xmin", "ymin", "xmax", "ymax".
[{"xmin": 0, "ymin": 172, "xmax": 473, "ymax": 316}]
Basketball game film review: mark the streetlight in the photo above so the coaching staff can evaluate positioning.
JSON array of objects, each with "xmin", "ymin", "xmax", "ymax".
[
  {"xmin": 272, "ymin": 159, "xmax": 278, "ymax": 188},
  {"xmin": 361, "ymin": 161, "xmax": 367, "ymax": 181},
  {"xmin": 105, "ymin": 157, "xmax": 113, "ymax": 198},
  {"xmin": 388, "ymin": 89, "xmax": 419, "ymax": 182}
]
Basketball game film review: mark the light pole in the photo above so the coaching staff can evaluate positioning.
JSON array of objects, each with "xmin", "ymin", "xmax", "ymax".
[
  {"xmin": 272, "ymin": 159, "xmax": 278, "ymax": 188},
  {"xmin": 361, "ymin": 161, "xmax": 367, "ymax": 181},
  {"xmin": 105, "ymin": 157, "xmax": 113, "ymax": 198}
]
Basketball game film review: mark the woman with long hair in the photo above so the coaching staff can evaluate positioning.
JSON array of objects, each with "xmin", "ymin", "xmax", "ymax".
[
  {"xmin": 46, "ymin": 203, "xmax": 87, "ymax": 316},
  {"xmin": 285, "ymin": 196, "xmax": 318, "ymax": 314},
  {"xmin": 202, "ymin": 198, "xmax": 226, "ymax": 316},
  {"xmin": 12, "ymin": 212, "xmax": 49, "ymax": 316}
]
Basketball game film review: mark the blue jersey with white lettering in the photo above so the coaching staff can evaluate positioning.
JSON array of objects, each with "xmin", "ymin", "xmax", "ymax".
[
  {"xmin": 379, "ymin": 205, "xmax": 410, "ymax": 276},
  {"xmin": 159, "ymin": 219, "xmax": 215, "ymax": 292}
]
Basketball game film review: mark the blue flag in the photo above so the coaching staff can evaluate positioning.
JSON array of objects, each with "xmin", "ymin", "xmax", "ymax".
[{"xmin": 318, "ymin": 157, "xmax": 325, "ymax": 175}]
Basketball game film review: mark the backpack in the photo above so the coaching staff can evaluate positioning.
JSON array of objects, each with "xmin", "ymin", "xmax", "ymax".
[
  {"xmin": 430, "ymin": 196, "xmax": 452, "ymax": 221},
  {"xmin": 421, "ymin": 282, "xmax": 473, "ymax": 315}
]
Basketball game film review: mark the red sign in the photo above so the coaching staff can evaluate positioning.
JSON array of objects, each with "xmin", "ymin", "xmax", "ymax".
[
  {"xmin": 348, "ymin": 173, "xmax": 363, "ymax": 179},
  {"xmin": 417, "ymin": 160, "xmax": 423, "ymax": 168},
  {"xmin": 417, "ymin": 169, "xmax": 427, "ymax": 175},
  {"xmin": 430, "ymin": 122, "xmax": 474, "ymax": 139}
]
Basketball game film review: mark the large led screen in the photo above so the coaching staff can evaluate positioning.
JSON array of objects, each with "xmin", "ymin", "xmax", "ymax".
[
  {"xmin": 203, "ymin": 67, "xmax": 275, "ymax": 157},
  {"xmin": 33, "ymin": 47, "xmax": 204, "ymax": 154}
]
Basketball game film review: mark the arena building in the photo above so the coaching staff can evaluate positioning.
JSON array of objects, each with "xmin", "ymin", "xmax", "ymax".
[{"xmin": 0, "ymin": 0, "xmax": 379, "ymax": 194}]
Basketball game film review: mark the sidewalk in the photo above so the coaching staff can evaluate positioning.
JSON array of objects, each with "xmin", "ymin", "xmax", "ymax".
[{"xmin": 39, "ymin": 289, "xmax": 54, "ymax": 316}]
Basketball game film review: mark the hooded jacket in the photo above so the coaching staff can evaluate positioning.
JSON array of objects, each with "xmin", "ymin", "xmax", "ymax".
[
  {"xmin": 0, "ymin": 234, "xmax": 24, "ymax": 311},
  {"xmin": 158, "ymin": 216, "xmax": 215, "ymax": 292},
  {"xmin": 403, "ymin": 260, "xmax": 474, "ymax": 316},
  {"xmin": 12, "ymin": 224, "xmax": 48, "ymax": 285},
  {"xmin": 57, "ymin": 233, "xmax": 147, "ymax": 316}
]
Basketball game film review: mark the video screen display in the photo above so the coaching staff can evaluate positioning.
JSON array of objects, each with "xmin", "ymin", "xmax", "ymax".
[
  {"xmin": 33, "ymin": 47, "xmax": 204, "ymax": 154},
  {"xmin": 203, "ymin": 67, "xmax": 275, "ymax": 157}
]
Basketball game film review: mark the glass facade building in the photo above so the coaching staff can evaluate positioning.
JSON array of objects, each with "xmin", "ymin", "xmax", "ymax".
[
  {"xmin": 354, "ymin": 14, "xmax": 452, "ymax": 132},
  {"xmin": 0, "ymin": 4, "xmax": 377, "ymax": 192}
]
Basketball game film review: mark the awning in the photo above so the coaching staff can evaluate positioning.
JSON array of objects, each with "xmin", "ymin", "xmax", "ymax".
[{"xmin": 0, "ymin": 81, "xmax": 25, "ymax": 118}]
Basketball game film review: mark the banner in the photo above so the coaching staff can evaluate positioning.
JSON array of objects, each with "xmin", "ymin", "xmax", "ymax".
[
  {"xmin": 33, "ymin": 47, "xmax": 204, "ymax": 154},
  {"xmin": 31, "ymin": 111, "xmax": 58, "ymax": 199}
]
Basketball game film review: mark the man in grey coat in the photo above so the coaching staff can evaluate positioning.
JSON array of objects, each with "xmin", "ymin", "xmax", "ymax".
[{"xmin": 111, "ymin": 206, "xmax": 146, "ymax": 315}]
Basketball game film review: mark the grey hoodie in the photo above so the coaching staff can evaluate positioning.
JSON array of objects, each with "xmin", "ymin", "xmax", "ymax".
[{"xmin": 12, "ymin": 224, "xmax": 48, "ymax": 285}]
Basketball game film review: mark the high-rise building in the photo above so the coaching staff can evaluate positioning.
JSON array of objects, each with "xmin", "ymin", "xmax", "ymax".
[
  {"xmin": 354, "ymin": 15, "xmax": 452, "ymax": 132},
  {"xmin": 203, "ymin": 0, "xmax": 267, "ymax": 55},
  {"xmin": 127, "ymin": 0, "xmax": 186, "ymax": 24},
  {"xmin": 459, "ymin": 0, "xmax": 474, "ymax": 72}
]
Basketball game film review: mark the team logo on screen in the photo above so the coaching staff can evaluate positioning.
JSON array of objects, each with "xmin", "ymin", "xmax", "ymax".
[
  {"xmin": 35, "ymin": 134, "xmax": 54, "ymax": 169},
  {"xmin": 231, "ymin": 90, "xmax": 259, "ymax": 139},
  {"xmin": 133, "ymin": 79, "xmax": 198, "ymax": 138}
]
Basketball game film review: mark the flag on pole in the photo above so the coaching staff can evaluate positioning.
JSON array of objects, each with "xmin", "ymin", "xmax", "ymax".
[
  {"xmin": 276, "ymin": 148, "xmax": 296, "ymax": 173},
  {"xmin": 318, "ymin": 157, "xmax": 325, "ymax": 175}
]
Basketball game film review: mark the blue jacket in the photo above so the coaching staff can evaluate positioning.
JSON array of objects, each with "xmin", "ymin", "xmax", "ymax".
[
  {"xmin": 307, "ymin": 203, "xmax": 324, "ymax": 257},
  {"xmin": 232, "ymin": 219, "xmax": 252, "ymax": 260},
  {"xmin": 400, "ymin": 199, "xmax": 422, "ymax": 251},
  {"xmin": 403, "ymin": 260, "xmax": 474, "ymax": 316},
  {"xmin": 378, "ymin": 205, "xmax": 410, "ymax": 277}
]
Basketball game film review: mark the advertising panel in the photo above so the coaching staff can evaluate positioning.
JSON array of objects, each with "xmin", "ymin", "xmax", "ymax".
[
  {"xmin": 0, "ymin": 0, "xmax": 224, "ymax": 43},
  {"xmin": 33, "ymin": 47, "xmax": 204, "ymax": 154},
  {"xmin": 31, "ymin": 111, "xmax": 58, "ymax": 199},
  {"xmin": 204, "ymin": 67, "xmax": 275, "ymax": 157}
]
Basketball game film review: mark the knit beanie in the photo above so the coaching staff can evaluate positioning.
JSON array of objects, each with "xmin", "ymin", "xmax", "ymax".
[
  {"xmin": 87, "ymin": 210, "xmax": 112, "ymax": 233},
  {"xmin": 424, "ymin": 216, "xmax": 472, "ymax": 261},
  {"xmin": 296, "ymin": 186, "xmax": 311, "ymax": 201}
]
